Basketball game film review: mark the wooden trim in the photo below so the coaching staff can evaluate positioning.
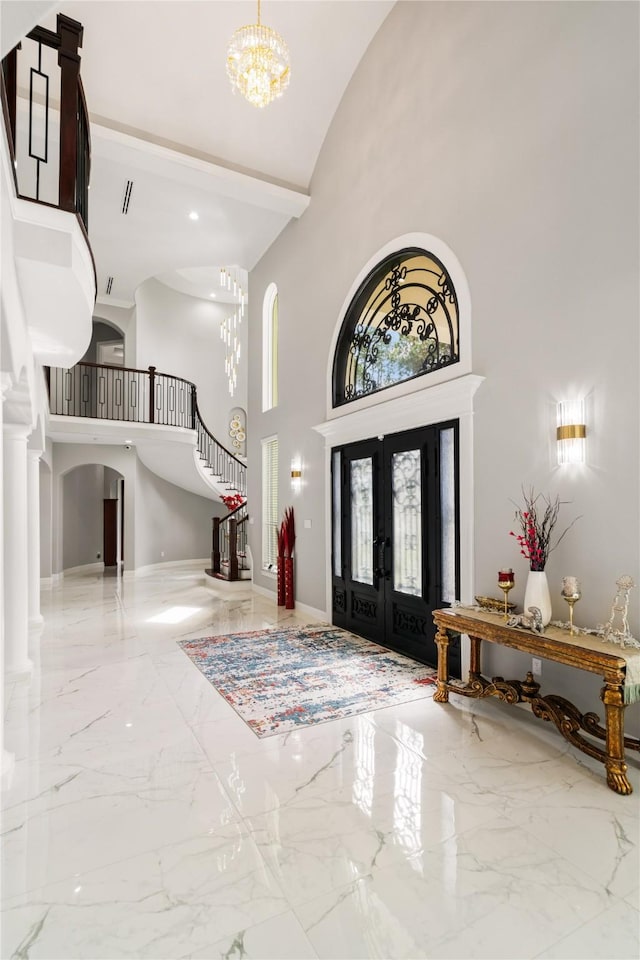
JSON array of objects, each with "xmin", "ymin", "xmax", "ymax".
[
  {"xmin": 74, "ymin": 210, "xmax": 97, "ymax": 297},
  {"xmin": 1, "ymin": 47, "xmax": 17, "ymax": 154},
  {"xmin": 193, "ymin": 396, "xmax": 245, "ymax": 467},
  {"xmin": 27, "ymin": 25, "xmax": 61, "ymax": 49},
  {"xmin": 1, "ymin": 53, "xmax": 19, "ymax": 194},
  {"xmin": 57, "ymin": 16, "xmax": 83, "ymax": 213},
  {"xmin": 228, "ymin": 518, "xmax": 239, "ymax": 581},
  {"xmin": 212, "ymin": 517, "xmax": 221, "ymax": 574}
]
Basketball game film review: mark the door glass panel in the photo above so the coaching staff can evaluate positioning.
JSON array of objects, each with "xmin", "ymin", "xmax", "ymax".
[
  {"xmin": 440, "ymin": 428, "xmax": 456, "ymax": 603},
  {"xmin": 350, "ymin": 457, "xmax": 373, "ymax": 584},
  {"xmin": 332, "ymin": 450, "xmax": 342, "ymax": 578},
  {"xmin": 392, "ymin": 450, "xmax": 422, "ymax": 597}
]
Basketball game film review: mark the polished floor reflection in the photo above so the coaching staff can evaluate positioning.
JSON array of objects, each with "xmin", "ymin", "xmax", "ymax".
[{"xmin": 2, "ymin": 565, "xmax": 639, "ymax": 959}]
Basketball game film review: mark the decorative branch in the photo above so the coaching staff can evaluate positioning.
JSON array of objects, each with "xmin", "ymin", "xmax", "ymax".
[{"xmin": 509, "ymin": 487, "xmax": 580, "ymax": 571}]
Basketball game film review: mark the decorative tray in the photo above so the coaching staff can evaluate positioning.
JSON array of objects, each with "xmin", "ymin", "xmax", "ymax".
[{"xmin": 474, "ymin": 595, "xmax": 516, "ymax": 613}]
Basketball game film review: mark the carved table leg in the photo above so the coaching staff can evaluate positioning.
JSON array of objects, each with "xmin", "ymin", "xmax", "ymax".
[
  {"xmin": 434, "ymin": 624, "xmax": 450, "ymax": 702},
  {"xmin": 469, "ymin": 634, "xmax": 481, "ymax": 680},
  {"xmin": 602, "ymin": 681, "xmax": 632, "ymax": 795}
]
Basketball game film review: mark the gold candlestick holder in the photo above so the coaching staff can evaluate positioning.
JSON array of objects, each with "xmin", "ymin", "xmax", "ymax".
[
  {"xmin": 498, "ymin": 575, "xmax": 515, "ymax": 621},
  {"xmin": 563, "ymin": 593, "xmax": 580, "ymax": 635},
  {"xmin": 561, "ymin": 576, "xmax": 581, "ymax": 636}
]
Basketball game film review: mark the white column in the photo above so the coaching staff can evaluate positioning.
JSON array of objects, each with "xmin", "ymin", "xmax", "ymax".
[
  {"xmin": 3, "ymin": 423, "xmax": 33, "ymax": 679},
  {"xmin": 27, "ymin": 449, "xmax": 43, "ymax": 628},
  {"xmin": 0, "ymin": 378, "xmax": 15, "ymax": 783}
]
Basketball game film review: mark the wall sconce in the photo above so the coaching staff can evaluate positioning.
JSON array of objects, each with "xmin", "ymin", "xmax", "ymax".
[
  {"xmin": 291, "ymin": 458, "xmax": 302, "ymax": 492},
  {"xmin": 557, "ymin": 399, "xmax": 586, "ymax": 464}
]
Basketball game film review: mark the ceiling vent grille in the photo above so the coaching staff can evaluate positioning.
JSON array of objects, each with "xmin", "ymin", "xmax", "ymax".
[
  {"xmin": 121, "ymin": 180, "xmax": 134, "ymax": 215},
  {"xmin": 105, "ymin": 276, "xmax": 114, "ymax": 295}
]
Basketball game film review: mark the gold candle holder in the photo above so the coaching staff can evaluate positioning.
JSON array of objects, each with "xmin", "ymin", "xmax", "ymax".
[
  {"xmin": 498, "ymin": 569, "xmax": 515, "ymax": 621},
  {"xmin": 561, "ymin": 576, "xmax": 581, "ymax": 635}
]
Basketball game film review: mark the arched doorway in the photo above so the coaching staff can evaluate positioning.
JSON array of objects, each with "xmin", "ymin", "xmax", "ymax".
[
  {"xmin": 83, "ymin": 318, "xmax": 125, "ymax": 367},
  {"xmin": 61, "ymin": 463, "xmax": 125, "ymax": 574}
]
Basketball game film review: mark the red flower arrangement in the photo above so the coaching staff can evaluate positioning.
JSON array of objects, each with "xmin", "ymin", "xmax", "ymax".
[
  {"xmin": 280, "ymin": 506, "xmax": 296, "ymax": 558},
  {"xmin": 220, "ymin": 493, "xmax": 245, "ymax": 513},
  {"xmin": 510, "ymin": 487, "xmax": 579, "ymax": 572}
]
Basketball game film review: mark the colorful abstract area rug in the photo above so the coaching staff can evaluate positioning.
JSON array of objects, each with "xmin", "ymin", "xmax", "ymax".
[{"xmin": 178, "ymin": 623, "xmax": 437, "ymax": 738}]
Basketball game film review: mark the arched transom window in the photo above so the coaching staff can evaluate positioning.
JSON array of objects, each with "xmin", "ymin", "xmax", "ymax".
[{"xmin": 333, "ymin": 247, "xmax": 460, "ymax": 407}]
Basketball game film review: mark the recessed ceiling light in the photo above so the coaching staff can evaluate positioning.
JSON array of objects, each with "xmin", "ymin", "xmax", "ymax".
[
  {"xmin": 188, "ymin": 211, "xmax": 199, "ymax": 221},
  {"xmin": 209, "ymin": 292, "xmax": 216, "ymax": 298}
]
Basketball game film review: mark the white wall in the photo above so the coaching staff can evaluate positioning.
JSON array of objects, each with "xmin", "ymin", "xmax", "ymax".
[
  {"xmin": 134, "ymin": 278, "xmax": 248, "ymax": 446},
  {"xmin": 51, "ymin": 443, "xmax": 221, "ymax": 574},
  {"xmin": 134, "ymin": 459, "xmax": 221, "ymax": 569},
  {"xmin": 0, "ymin": 1, "xmax": 56, "ymax": 57},
  {"xmin": 62, "ymin": 464, "xmax": 104, "ymax": 570},
  {"xmin": 247, "ymin": 1, "xmax": 639, "ymax": 727}
]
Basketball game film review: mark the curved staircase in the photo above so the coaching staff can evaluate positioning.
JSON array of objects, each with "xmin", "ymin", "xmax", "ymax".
[{"xmin": 47, "ymin": 361, "xmax": 248, "ymax": 581}]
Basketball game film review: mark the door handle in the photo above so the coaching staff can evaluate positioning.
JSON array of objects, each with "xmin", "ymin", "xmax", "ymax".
[{"xmin": 374, "ymin": 536, "xmax": 390, "ymax": 582}]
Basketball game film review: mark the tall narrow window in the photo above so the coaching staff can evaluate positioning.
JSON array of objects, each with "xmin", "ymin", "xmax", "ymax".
[
  {"xmin": 262, "ymin": 283, "xmax": 278, "ymax": 410},
  {"xmin": 261, "ymin": 436, "xmax": 279, "ymax": 571}
]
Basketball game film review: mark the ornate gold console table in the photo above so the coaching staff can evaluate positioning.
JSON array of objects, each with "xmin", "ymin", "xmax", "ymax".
[{"xmin": 432, "ymin": 607, "xmax": 640, "ymax": 795}]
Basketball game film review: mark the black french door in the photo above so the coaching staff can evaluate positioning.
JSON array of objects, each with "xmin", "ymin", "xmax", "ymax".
[{"xmin": 331, "ymin": 421, "xmax": 460, "ymax": 675}]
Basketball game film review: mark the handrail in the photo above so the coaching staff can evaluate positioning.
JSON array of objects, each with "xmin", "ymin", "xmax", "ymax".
[
  {"xmin": 220, "ymin": 501, "xmax": 246, "ymax": 521},
  {"xmin": 47, "ymin": 360, "xmax": 246, "ymax": 495},
  {"xmin": 65, "ymin": 360, "xmax": 245, "ymax": 466},
  {"xmin": 211, "ymin": 501, "xmax": 249, "ymax": 580},
  {"xmin": 193, "ymin": 395, "xmax": 244, "ymax": 468},
  {"xmin": 1, "ymin": 14, "xmax": 91, "ymax": 234}
]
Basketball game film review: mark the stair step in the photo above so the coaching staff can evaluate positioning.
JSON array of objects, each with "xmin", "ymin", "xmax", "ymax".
[{"xmin": 205, "ymin": 568, "xmax": 252, "ymax": 582}]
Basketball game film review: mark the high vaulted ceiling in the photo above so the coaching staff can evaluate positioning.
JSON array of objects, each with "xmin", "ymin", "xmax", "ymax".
[{"xmin": 25, "ymin": 1, "xmax": 394, "ymax": 306}]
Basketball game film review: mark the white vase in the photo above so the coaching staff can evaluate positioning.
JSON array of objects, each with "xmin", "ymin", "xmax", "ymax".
[{"xmin": 524, "ymin": 570, "xmax": 552, "ymax": 626}]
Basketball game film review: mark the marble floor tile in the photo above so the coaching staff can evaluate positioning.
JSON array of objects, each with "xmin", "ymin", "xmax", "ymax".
[
  {"xmin": 508, "ymin": 777, "xmax": 640, "ymax": 898},
  {"xmin": 2, "ymin": 745, "xmax": 243, "ymax": 899},
  {"xmin": 213, "ymin": 718, "xmax": 401, "ymax": 816},
  {"xmin": 294, "ymin": 820, "xmax": 619, "ymax": 959},
  {"xmin": 191, "ymin": 909, "xmax": 318, "ymax": 959},
  {"xmin": 2, "ymin": 833, "xmax": 288, "ymax": 959},
  {"xmin": 535, "ymin": 897, "xmax": 640, "ymax": 959},
  {"xmin": 2, "ymin": 564, "xmax": 638, "ymax": 960},
  {"xmin": 624, "ymin": 886, "xmax": 639, "ymax": 909}
]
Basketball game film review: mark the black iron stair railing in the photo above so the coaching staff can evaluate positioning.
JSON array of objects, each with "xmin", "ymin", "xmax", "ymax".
[
  {"xmin": 47, "ymin": 361, "xmax": 246, "ymax": 497},
  {"xmin": 209, "ymin": 501, "xmax": 249, "ymax": 582}
]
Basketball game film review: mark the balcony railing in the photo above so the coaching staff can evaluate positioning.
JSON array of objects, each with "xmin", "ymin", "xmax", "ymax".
[
  {"xmin": 1, "ymin": 14, "xmax": 91, "ymax": 237},
  {"xmin": 47, "ymin": 361, "xmax": 246, "ymax": 497}
]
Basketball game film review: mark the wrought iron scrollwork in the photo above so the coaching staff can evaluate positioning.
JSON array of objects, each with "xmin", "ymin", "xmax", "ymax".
[{"xmin": 334, "ymin": 248, "xmax": 460, "ymax": 407}]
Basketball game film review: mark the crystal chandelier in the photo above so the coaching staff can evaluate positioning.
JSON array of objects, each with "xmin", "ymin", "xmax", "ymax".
[
  {"xmin": 226, "ymin": 0, "xmax": 290, "ymax": 108},
  {"xmin": 219, "ymin": 267, "xmax": 247, "ymax": 398}
]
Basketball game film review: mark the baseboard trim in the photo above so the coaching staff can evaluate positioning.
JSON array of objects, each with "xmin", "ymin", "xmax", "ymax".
[
  {"xmin": 293, "ymin": 599, "xmax": 328, "ymax": 622},
  {"xmin": 204, "ymin": 573, "xmax": 253, "ymax": 595},
  {"xmin": 62, "ymin": 562, "xmax": 104, "ymax": 576},
  {"xmin": 251, "ymin": 582, "xmax": 275, "ymax": 601},
  {"xmin": 123, "ymin": 558, "xmax": 210, "ymax": 579},
  {"xmin": 251, "ymin": 583, "xmax": 327, "ymax": 622}
]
